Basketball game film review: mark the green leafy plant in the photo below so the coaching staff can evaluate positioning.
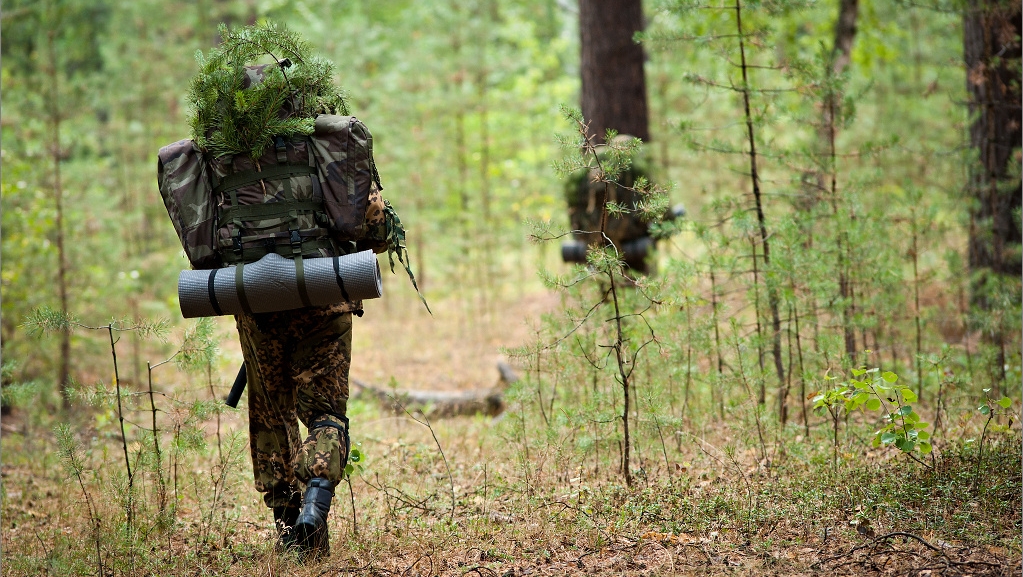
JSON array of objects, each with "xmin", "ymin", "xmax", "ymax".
[
  {"xmin": 973, "ymin": 389, "xmax": 1015, "ymax": 492},
  {"xmin": 814, "ymin": 368, "xmax": 932, "ymax": 467},
  {"xmin": 977, "ymin": 390, "xmax": 1013, "ymax": 419},
  {"xmin": 345, "ymin": 445, "xmax": 365, "ymax": 479}
]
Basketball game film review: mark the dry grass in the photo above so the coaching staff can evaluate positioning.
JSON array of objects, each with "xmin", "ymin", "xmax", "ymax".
[{"xmin": 1, "ymin": 285, "xmax": 1020, "ymax": 576}]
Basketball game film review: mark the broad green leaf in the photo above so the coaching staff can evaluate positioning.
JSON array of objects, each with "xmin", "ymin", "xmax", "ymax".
[
  {"xmin": 997, "ymin": 397, "xmax": 1012, "ymax": 409},
  {"xmin": 865, "ymin": 398, "xmax": 881, "ymax": 411},
  {"xmin": 979, "ymin": 405, "xmax": 991, "ymax": 415},
  {"xmin": 917, "ymin": 431, "xmax": 930, "ymax": 441},
  {"xmin": 880, "ymin": 432, "xmax": 897, "ymax": 445},
  {"xmin": 919, "ymin": 442, "xmax": 932, "ymax": 454},
  {"xmin": 898, "ymin": 405, "xmax": 913, "ymax": 416},
  {"xmin": 895, "ymin": 438, "xmax": 915, "ymax": 452},
  {"xmin": 882, "ymin": 371, "xmax": 898, "ymax": 383},
  {"xmin": 901, "ymin": 389, "xmax": 918, "ymax": 403},
  {"xmin": 852, "ymin": 368, "xmax": 866, "ymax": 377}
]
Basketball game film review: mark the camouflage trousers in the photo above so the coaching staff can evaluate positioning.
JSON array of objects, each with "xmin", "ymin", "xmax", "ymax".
[{"xmin": 235, "ymin": 303, "xmax": 353, "ymax": 509}]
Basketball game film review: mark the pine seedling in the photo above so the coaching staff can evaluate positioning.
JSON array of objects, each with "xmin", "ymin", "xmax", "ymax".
[
  {"xmin": 21, "ymin": 305, "xmax": 78, "ymax": 336},
  {"xmin": 527, "ymin": 109, "xmax": 673, "ymax": 486},
  {"xmin": 176, "ymin": 317, "xmax": 219, "ymax": 374},
  {"xmin": 1, "ymin": 361, "xmax": 41, "ymax": 412},
  {"xmin": 54, "ymin": 423, "xmax": 104, "ymax": 576}
]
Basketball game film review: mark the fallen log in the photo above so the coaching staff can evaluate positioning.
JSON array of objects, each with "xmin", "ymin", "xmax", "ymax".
[{"xmin": 352, "ymin": 361, "xmax": 518, "ymax": 418}]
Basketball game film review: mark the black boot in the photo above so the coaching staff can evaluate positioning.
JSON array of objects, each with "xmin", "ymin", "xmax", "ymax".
[
  {"xmin": 273, "ymin": 503, "xmax": 300, "ymax": 551},
  {"xmin": 294, "ymin": 477, "xmax": 334, "ymax": 560}
]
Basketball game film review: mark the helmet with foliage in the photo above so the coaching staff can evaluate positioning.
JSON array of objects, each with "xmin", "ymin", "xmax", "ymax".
[
  {"xmin": 564, "ymin": 135, "xmax": 653, "ymax": 248},
  {"xmin": 188, "ymin": 22, "xmax": 350, "ymax": 160}
]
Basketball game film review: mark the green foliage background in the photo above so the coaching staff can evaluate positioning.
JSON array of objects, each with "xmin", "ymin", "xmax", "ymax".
[
  {"xmin": 1, "ymin": 2, "xmax": 1021, "ymax": 573},
  {"xmin": 1, "ymin": 0, "xmax": 1017, "ymax": 429}
]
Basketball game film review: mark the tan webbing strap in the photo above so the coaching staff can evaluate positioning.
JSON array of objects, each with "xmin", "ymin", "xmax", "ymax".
[{"xmin": 290, "ymin": 230, "xmax": 313, "ymax": 309}]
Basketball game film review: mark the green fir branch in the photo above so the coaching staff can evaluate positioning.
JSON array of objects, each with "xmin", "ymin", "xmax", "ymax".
[{"xmin": 188, "ymin": 22, "xmax": 349, "ymax": 159}]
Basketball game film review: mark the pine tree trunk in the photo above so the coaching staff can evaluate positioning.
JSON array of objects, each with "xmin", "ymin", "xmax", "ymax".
[
  {"xmin": 831, "ymin": 0, "xmax": 859, "ymax": 77},
  {"xmin": 964, "ymin": 0, "xmax": 1022, "ymax": 308},
  {"xmin": 820, "ymin": 0, "xmax": 861, "ymax": 364},
  {"xmin": 579, "ymin": 0, "xmax": 650, "ymax": 143},
  {"xmin": 46, "ymin": 27, "xmax": 72, "ymax": 409}
]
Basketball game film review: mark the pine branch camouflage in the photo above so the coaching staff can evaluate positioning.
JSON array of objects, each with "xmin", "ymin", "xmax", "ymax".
[{"xmin": 189, "ymin": 22, "xmax": 349, "ymax": 161}]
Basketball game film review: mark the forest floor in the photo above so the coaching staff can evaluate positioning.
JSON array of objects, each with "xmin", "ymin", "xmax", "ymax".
[{"xmin": 1, "ymin": 285, "xmax": 1021, "ymax": 576}]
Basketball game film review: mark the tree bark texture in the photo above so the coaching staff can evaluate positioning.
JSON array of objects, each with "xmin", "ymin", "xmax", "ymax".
[
  {"xmin": 831, "ymin": 0, "xmax": 859, "ymax": 77},
  {"xmin": 964, "ymin": 0, "xmax": 1022, "ymax": 308},
  {"xmin": 579, "ymin": 0, "xmax": 650, "ymax": 143},
  {"xmin": 823, "ymin": 0, "xmax": 861, "ymax": 361},
  {"xmin": 47, "ymin": 27, "xmax": 72, "ymax": 408}
]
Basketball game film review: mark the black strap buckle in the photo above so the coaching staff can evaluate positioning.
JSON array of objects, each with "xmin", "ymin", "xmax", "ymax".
[
  {"xmin": 289, "ymin": 229, "xmax": 303, "ymax": 255},
  {"xmin": 233, "ymin": 232, "xmax": 243, "ymax": 256}
]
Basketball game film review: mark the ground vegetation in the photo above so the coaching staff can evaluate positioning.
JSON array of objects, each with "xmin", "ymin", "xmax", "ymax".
[{"xmin": 1, "ymin": 0, "xmax": 1019, "ymax": 575}]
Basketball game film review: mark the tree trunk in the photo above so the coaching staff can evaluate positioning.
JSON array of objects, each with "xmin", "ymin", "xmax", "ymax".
[
  {"xmin": 964, "ymin": 0, "xmax": 1022, "ymax": 309},
  {"xmin": 578, "ymin": 0, "xmax": 650, "ymax": 485},
  {"xmin": 823, "ymin": 0, "xmax": 861, "ymax": 363},
  {"xmin": 579, "ymin": 0, "xmax": 650, "ymax": 143},
  {"xmin": 46, "ymin": 26, "xmax": 72, "ymax": 409},
  {"xmin": 831, "ymin": 0, "xmax": 859, "ymax": 77}
]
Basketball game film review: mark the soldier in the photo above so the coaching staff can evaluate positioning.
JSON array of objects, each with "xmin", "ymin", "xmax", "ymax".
[
  {"xmin": 159, "ymin": 23, "xmax": 396, "ymax": 560},
  {"xmin": 561, "ymin": 135, "xmax": 683, "ymax": 275},
  {"xmin": 237, "ymin": 299, "xmax": 352, "ymax": 558},
  {"xmin": 236, "ymin": 179, "xmax": 389, "ymax": 563}
]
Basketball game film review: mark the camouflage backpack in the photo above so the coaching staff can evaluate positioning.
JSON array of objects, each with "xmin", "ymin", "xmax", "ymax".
[
  {"xmin": 158, "ymin": 114, "xmax": 387, "ymax": 269},
  {"xmin": 157, "ymin": 59, "xmax": 389, "ymax": 272},
  {"xmin": 159, "ymin": 25, "xmax": 427, "ymax": 311}
]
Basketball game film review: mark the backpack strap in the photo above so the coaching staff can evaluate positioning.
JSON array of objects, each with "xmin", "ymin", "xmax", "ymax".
[
  {"xmin": 219, "ymin": 230, "xmax": 335, "ymax": 265},
  {"xmin": 207, "ymin": 268, "xmax": 224, "ymax": 316},
  {"xmin": 217, "ymin": 199, "xmax": 324, "ymax": 228},
  {"xmin": 235, "ymin": 261, "xmax": 252, "ymax": 314},
  {"xmin": 331, "ymin": 254, "xmax": 351, "ymax": 302},
  {"xmin": 212, "ymin": 164, "xmax": 317, "ymax": 196},
  {"xmin": 290, "ymin": 229, "xmax": 313, "ymax": 308}
]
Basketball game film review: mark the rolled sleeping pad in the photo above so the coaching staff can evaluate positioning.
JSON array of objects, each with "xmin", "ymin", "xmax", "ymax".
[{"xmin": 178, "ymin": 250, "xmax": 382, "ymax": 318}]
